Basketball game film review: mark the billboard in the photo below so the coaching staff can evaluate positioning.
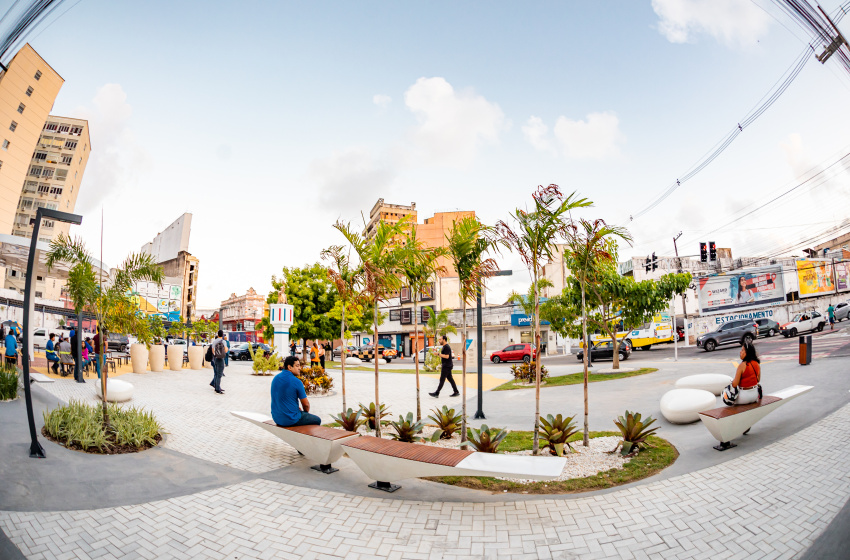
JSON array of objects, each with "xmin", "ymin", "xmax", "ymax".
[
  {"xmin": 796, "ymin": 260, "xmax": 835, "ymax": 298},
  {"xmin": 698, "ymin": 266, "xmax": 785, "ymax": 315},
  {"xmin": 835, "ymin": 261, "xmax": 850, "ymax": 292}
]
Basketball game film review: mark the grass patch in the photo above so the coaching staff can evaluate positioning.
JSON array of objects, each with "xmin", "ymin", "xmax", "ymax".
[
  {"xmin": 42, "ymin": 400, "xmax": 163, "ymax": 454},
  {"xmin": 0, "ymin": 364, "xmax": 19, "ymax": 401},
  {"xmin": 428, "ymin": 430, "xmax": 677, "ymax": 494},
  {"xmin": 493, "ymin": 367, "xmax": 658, "ymax": 391}
]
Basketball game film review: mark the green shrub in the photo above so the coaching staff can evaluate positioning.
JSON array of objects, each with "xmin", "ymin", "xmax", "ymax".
[
  {"xmin": 424, "ymin": 348, "xmax": 441, "ymax": 372},
  {"xmin": 43, "ymin": 400, "xmax": 162, "ymax": 452},
  {"xmin": 389, "ymin": 412, "xmax": 442, "ymax": 443},
  {"xmin": 0, "ymin": 364, "xmax": 19, "ymax": 400},
  {"xmin": 509, "ymin": 361, "xmax": 549, "ymax": 384},
  {"xmin": 428, "ymin": 405, "xmax": 462, "ymax": 439},
  {"xmin": 540, "ymin": 413, "xmax": 579, "ymax": 456},
  {"xmin": 358, "ymin": 402, "xmax": 390, "ymax": 430},
  {"xmin": 330, "ymin": 408, "xmax": 364, "ymax": 432},
  {"xmin": 465, "ymin": 424, "xmax": 508, "ymax": 453},
  {"xmin": 612, "ymin": 410, "xmax": 659, "ymax": 456}
]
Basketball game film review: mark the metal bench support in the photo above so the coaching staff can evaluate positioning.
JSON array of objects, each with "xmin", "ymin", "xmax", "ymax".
[
  {"xmin": 713, "ymin": 441, "xmax": 736, "ymax": 452},
  {"xmin": 369, "ymin": 481, "xmax": 401, "ymax": 493},
  {"xmin": 311, "ymin": 464, "xmax": 338, "ymax": 474}
]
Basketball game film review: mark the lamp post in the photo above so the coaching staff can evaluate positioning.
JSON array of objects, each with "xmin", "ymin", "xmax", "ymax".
[
  {"xmin": 474, "ymin": 269, "xmax": 512, "ymax": 420},
  {"xmin": 23, "ymin": 208, "xmax": 82, "ymax": 458}
]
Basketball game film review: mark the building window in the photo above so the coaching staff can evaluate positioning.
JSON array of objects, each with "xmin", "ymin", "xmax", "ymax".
[
  {"xmin": 389, "ymin": 309, "xmax": 401, "ymax": 322},
  {"xmin": 34, "ymin": 151, "xmax": 46, "ymax": 161},
  {"xmin": 44, "ymin": 123, "xmax": 57, "ymax": 132},
  {"xmin": 37, "ymin": 184, "xmax": 49, "ymax": 194},
  {"xmin": 400, "ymin": 308, "xmax": 412, "ymax": 325},
  {"xmin": 421, "ymin": 306, "xmax": 433, "ymax": 324},
  {"xmin": 61, "ymin": 155, "xmax": 71, "ymax": 165},
  {"xmin": 420, "ymin": 282, "xmax": 435, "ymax": 301},
  {"xmin": 34, "ymin": 70, "xmax": 42, "ymax": 80},
  {"xmin": 0, "ymin": 160, "xmax": 3, "ymax": 170},
  {"xmin": 57, "ymin": 124, "xmax": 70, "ymax": 134},
  {"xmin": 43, "ymin": 220, "xmax": 54, "ymax": 228},
  {"xmin": 25, "ymin": 86, "xmax": 33, "ymax": 96},
  {"xmin": 41, "ymin": 167, "xmax": 54, "ymax": 179},
  {"xmin": 17, "ymin": 103, "xmax": 24, "ymax": 114},
  {"xmin": 64, "ymin": 140, "xmax": 77, "ymax": 150},
  {"xmin": 54, "ymin": 169, "xmax": 67, "ymax": 182},
  {"xmin": 70, "ymin": 126, "xmax": 83, "ymax": 136},
  {"xmin": 2, "ymin": 139, "xmax": 8, "ymax": 150},
  {"xmin": 400, "ymin": 286, "xmax": 411, "ymax": 303},
  {"xmin": 49, "ymin": 186, "xmax": 62, "ymax": 195},
  {"xmin": 9, "ymin": 121, "xmax": 16, "ymax": 132},
  {"xmin": 35, "ymin": 291, "xmax": 42, "ymax": 298},
  {"xmin": 29, "ymin": 166, "xmax": 41, "ymax": 177}
]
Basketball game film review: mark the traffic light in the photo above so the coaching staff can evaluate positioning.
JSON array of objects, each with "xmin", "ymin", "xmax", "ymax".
[
  {"xmin": 709, "ymin": 241, "xmax": 717, "ymax": 262},
  {"xmin": 645, "ymin": 255, "xmax": 651, "ymax": 273},
  {"xmin": 652, "ymin": 252, "xmax": 658, "ymax": 271},
  {"xmin": 700, "ymin": 242, "xmax": 707, "ymax": 263}
]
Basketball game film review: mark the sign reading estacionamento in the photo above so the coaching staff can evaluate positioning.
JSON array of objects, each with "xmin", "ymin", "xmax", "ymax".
[
  {"xmin": 698, "ymin": 266, "xmax": 785, "ymax": 315},
  {"xmin": 796, "ymin": 260, "xmax": 835, "ymax": 298}
]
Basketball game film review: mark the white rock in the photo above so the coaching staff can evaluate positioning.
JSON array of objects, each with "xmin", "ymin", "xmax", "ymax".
[
  {"xmin": 345, "ymin": 357, "xmax": 362, "ymax": 365},
  {"xmin": 675, "ymin": 374, "xmax": 732, "ymax": 396},
  {"xmin": 94, "ymin": 379, "xmax": 133, "ymax": 403},
  {"xmin": 660, "ymin": 388, "xmax": 716, "ymax": 424}
]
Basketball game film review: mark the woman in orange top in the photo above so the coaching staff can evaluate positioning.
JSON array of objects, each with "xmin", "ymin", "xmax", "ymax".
[{"xmin": 729, "ymin": 341, "xmax": 761, "ymax": 406}]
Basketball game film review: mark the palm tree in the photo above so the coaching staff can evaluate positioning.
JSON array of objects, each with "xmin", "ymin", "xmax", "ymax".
[
  {"xmin": 46, "ymin": 234, "xmax": 164, "ymax": 426},
  {"xmin": 505, "ymin": 278, "xmax": 554, "ymax": 316},
  {"xmin": 398, "ymin": 229, "xmax": 447, "ymax": 421},
  {"xmin": 334, "ymin": 218, "xmax": 408, "ymax": 437},
  {"xmin": 445, "ymin": 216, "xmax": 504, "ymax": 444},
  {"xmin": 497, "ymin": 185, "xmax": 591, "ymax": 454},
  {"xmin": 321, "ymin": 244, "xmax": 365, "ymax": 412},
  {"xmin": 565, "ymin": 218, "xmax": 631, "ymax": 446}
]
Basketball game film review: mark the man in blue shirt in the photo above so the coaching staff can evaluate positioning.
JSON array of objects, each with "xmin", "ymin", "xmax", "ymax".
[
  {"xmin": 271, "ymin": 356, "xmax": 321, "ymax": 427},
  {"xmin": 45, "ymin": 333, "xmax": 59, "ymax": 373},
  {"xmin": 4, "ymin": 328, "xmax": 18, "ymax": 366}
]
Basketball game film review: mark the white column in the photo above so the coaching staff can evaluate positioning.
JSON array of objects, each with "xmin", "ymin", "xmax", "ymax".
[{"xmin": 269, "ymin": 304, "xmax": 294, "ymax": 354}]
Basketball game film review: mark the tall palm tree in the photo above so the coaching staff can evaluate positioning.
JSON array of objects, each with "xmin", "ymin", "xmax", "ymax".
[
  {"xmin": 565, "ymin": 218, "xmax": 631, "ymax": 446},
  {"xmin": 505, "ymin": 278, "xmax": 554, "ymax": 317},
  {"xmin": 398, "ymin": 229, "xmax": 447, "ymax": 421},
  {"xmin": 445, "ymin": 216, "xmax": 504, "ymax": 444},
  {"xmin": 321, "ymin": 244, "xmax": 365, "ymax": 413},
  {"xmin": 423, "ymin": 308, "xmax": 457, "ymax": 355},
  {"xmin": 334, "ymin": 218, "xmax": 408, "ymax": 437},
  {"xmin": 46, "ymin": 234, "xmax": 164, "ymax": 426},
  {"xmin": 497, "ymin": 185, "xmax": 591, "ymax": 454}
]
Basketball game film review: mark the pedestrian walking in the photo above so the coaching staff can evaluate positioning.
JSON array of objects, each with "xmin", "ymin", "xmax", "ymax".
[
  {"xmin": 318, "ymin": 341, "xmax": 326, "ymax": 369},
  {"xmin": 210, "ymin": 330, "xmax": 228, "ymax": 394},
  {"xmin": 429, "ymin": 335, "xmax": 459, "ymax": 398},
  {"xmin": 289, "ymin": 340, "xmax": 296, "ymax": 357},
  {"xmin": 828, "ymin": 304, "xmax": 835, "ymax": 331}
]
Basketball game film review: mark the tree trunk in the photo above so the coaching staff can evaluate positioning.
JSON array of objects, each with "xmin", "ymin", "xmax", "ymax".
[
  {"xmin": 461, "ymin": 299, "xmax": 468, "ymax": 445},
  {"xmin": 341, "ymin": 304, "xmax": 346, "ymax": 412},
  {"xmin": 374, "ymin": 298, "xmax": 380, "ymax": 438},
  {"xmin": 612, "ymin": 329, "xmax": 620, "ymax": 369},
  {"xmin": 581, "ymin": 280, "xmax": 589, "ymax": 447},
  {"xmin": 414, "ymin": 298, "xmax": 420, "ymax": 421},
  {"xmin": 533, "ymin": 272, "xmax": 541, "ymax": 456}
]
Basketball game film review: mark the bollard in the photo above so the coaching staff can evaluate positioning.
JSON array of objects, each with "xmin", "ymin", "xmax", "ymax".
[{"xmin": 798, "ymin": 335, "xmax": 812, "ymax": 365}]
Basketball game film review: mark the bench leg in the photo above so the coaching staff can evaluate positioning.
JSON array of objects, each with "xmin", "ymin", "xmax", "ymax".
[
  {"xmin": 310, "ymin": 464, "xmax": 338, "ymax": 475},
  {"xmin": 368, "ymin": 481, "xmax": 401, "ymax": 493},
  {"xmin": 713, "ymin": 441, "xmax": 737, "ymax": 451}
]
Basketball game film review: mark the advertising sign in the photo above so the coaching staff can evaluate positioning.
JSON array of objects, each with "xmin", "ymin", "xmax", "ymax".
[
  {"xmin": 157, "ymin": 298, "xmax": 169, "ymax": 313},
  {"xmin": 796, "ymin": 260, "xmax": 835, "ymax": 298},
  {"xmin": 170, "ymin": 285, "xmax": 182, "ymax": 301},
  {"xmin": 510, "ymin": 314, "xmax": 551, "ymax": 327},
  {"xmin": 698, "ymin": 266, "xmax": 785, "ymax": 315},
  {"xmin": 835, "ymin": 261, "xmax": 850, "ymax": 292}
]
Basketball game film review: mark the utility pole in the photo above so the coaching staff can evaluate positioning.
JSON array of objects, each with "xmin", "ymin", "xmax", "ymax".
[{"xmin": 673, "ymin": 232, "xmax": 689, "ymax": 347}]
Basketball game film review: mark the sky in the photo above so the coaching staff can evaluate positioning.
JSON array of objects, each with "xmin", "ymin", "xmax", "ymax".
[{"xmin": 9, "ymin": 0, "xmax": 850, "ymax": 308}]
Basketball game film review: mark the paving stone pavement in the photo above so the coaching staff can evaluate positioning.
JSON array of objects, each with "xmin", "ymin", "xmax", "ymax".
[{"xmin": 2, "ymin": 396, "xmax": 849, "ymax": 559}]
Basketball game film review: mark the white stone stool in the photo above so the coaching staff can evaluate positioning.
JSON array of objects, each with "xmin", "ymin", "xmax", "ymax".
[
  {"xmin": 660, "ymin": 389, "xmax": 716, "ymax": 424},
  {"xmin": 95, "ymin": 379, "xmax": 133, "ymax": 402},
  {"xmin": 675, "ymin": 374, "xmax": 732, "ymax": 396},
  {"xmin": 345, "ymin": 357, "xmax": 362, "ymax": 366}
]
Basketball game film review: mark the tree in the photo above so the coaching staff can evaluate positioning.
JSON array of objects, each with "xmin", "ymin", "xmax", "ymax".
[
  {"xmin": 506, "ymin": 278, "xmax": 554, "ymax": 316},
  {"xmin": 423, "ymin": 308, "xmax": 457, "ymax": 349},
  {"xmin": 46, "ymin": 234, "xmax": 164, "ymax": 426},
  {"xmin": 256, "ymin": 315, "xmax": 274, "ymax": 346},
  {"xmin": 497, "ymin": 185, "xmax": 591, "ymax": 455},
  {"xmin": 398, "ymin": 229, "xmax": 447, "ymax": 421},
  {"xmin": 565, "ymin": 218, "xmax": 631, "ymax": 446},
  {"xmin": 275, "ymin": 264, "xmax": 340, "ymax": 363},
  {"xmin": 334, "ymin": 218, "xmax": 409, "ymax": 437},
  {"xmin": 445, "ymin": 216, "xmax": 505, "ymax": 444},
  {"xmin": 322, "ymin": 244, "xmax": 365, "ymax": 413}
]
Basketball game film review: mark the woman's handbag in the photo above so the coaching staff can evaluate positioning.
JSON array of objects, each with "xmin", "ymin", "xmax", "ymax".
[{"xmin": 722, "ymin": 384, "xmax": 739, "ymax": 406}]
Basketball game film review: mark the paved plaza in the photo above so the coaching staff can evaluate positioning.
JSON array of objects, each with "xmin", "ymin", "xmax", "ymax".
[{"xmin": 1, "ymin": 346, "xmax": 849, "ymax": 559}]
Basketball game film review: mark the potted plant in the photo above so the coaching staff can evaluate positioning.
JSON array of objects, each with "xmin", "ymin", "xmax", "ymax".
[
  {"xmin": 187, "ymin": 320, "xmax": 206, "ymax": 370},
  {"xmin": 147, "ymin": 316, "xmax": 166, "ymax": 372},
  {"xmin": 129, "ymin": 316, "xmax": 152, "ymax": 374},
  {"xmin": 166, "ymin": 317, "xmax": 185, "ymax": 371}
]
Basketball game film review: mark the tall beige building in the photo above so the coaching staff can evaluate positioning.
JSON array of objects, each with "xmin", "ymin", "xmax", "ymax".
[{"xmin": 0, "ymin": 44, "xmax": 63, "ymax": 235}]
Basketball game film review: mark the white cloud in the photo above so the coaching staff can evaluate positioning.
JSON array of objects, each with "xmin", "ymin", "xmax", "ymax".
[
  {"xmin": 552, "ymin": 111, "xmax": 625, "ymax": 160},
  {"xmin": 373, "ymin": 94, "xmax": 392, "ymax": 108},
  {"xmin": 522, "ymin": 116, "xmax": 555, "ymax": 154},
  {"xmin": 652, "ymin": 0, "xmax": 771, "ymax": 47},
  {"xmin": 403, "ymin": 77, "xmax": 506, "ymax": 167},
  {"xmin": 310, "ymin": 147, "xmax": 395, "ymax": 215}
]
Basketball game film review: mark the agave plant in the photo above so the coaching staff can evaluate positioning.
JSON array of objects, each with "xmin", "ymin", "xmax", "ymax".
[
  {"xmin": 428, "ymin": 405, "xmax": 462, "ymax": 440},
  {"xmin": 358, "ymin": 402, "xmax": 391, "ymax": 430},
  {"xmin": 389, "ymin": 412, "xmax": 442, "ymax": 443},
  {"xmin": 465, "ymin": 424, "xmax": 508, "ymax": 453},
  {"xmin": 540, "ymin": 413, "xmax": 579, "ymax": 456},
  {"xmin": 330, "ymin": 408, "xmax": 365, "ymax": 432},
  {"xmin": 612, "ymin": 410, "xmax": 659, "ymax": 456}
]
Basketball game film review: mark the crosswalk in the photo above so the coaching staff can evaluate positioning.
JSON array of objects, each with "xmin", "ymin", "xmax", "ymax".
[{"xmin": 760, "ymin": 334, "xmax": 850, "ymax": 361}]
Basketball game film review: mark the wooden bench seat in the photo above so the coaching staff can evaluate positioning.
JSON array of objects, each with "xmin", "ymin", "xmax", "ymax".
[
  {"xmin": 233, "ymin": 411, "xmax": 359, "ymax": 473},
  {"xmin": 341, "ymin": 435, "xmax": 567, "ymax": 492},
  {"xmin": 698, "ymin": 385, "xmax": 812, "ymax": 451}
]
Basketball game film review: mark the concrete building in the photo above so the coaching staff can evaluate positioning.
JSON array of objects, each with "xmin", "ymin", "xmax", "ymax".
[
  {"xmin": 220, "ymin": 288, "xmax": 266, "ymax": 336},
  {"xmin": 363, "ymin": 199, "xmax": 416, "ymax": 239}
]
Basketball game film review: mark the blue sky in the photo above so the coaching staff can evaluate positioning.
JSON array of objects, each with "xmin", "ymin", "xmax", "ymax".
[{"xmin": 13, "ymin": 0, "xmax": 850, "ymax": 306}]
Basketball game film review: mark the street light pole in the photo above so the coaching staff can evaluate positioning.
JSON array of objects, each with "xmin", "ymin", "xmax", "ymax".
[{"xmin": 474, "ymin": 269, "xmax": 512, "ymax": 420}]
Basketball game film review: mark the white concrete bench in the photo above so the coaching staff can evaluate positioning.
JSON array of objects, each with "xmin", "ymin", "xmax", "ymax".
[
  {"xmin": 95, "ymin": 379, "xmax": 133, "ymax": 402},
  {"xmin": 341, "ymin": 436, "xmax": 567, "ymax": 492},
  {"xmin": 231, "ymin": 411, "xmax": 359, "ymax": 474},
  {"xmin": 29, "ymin": 372, "xmax": 54, "ymax": 384},
  {"xmin": 675, "ymin": 374, "xmax": 732, "ymax": 396},
  {"xmin": 698, "ymin": 385, "xmax": 813, "ymax": 451}
]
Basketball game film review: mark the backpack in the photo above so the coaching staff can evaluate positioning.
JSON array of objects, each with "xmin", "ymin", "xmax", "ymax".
[
  {"xmin": 205, "ymin": 345, "xmax": 213, "ymax": 362},
  {"xmin": 214, "ymin": 339, "xmax": 227, "ymax": 359}
]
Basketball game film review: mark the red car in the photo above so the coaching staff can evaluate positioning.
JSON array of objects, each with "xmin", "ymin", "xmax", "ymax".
[{"xmin": 490, "ymin": 343, "xmax": 537, "ymax": 364}]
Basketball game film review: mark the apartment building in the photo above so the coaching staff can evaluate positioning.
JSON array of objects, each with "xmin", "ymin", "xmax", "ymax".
[
  {"xmin": 220, "ymin": 288, "xmax": 266, "ymax": 338},
  {"xmin": 363, "ymin": 199, "xmax": 417, "ymax": 238}
]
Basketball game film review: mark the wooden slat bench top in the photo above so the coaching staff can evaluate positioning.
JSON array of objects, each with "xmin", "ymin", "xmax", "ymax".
[
  {"xmin": 262, "ymin": 421, "xmax": 358, "ymax": 440},
  {"xmin": 699, "ymin": 396, "xmax": 782, "ymax": 420},
  {"xmin": 343, "ymin": 436, "xmax": 474, "ymax": 467}
]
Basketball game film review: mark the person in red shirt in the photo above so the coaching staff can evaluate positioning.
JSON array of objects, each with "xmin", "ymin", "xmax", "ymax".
[{"xmin": 727, "ymin": 341, "xmax": 761, "ymax": 406}]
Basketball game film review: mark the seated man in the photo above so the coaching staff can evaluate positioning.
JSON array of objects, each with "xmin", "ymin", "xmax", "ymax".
[
  {"xmin": 45, "ymin": 333, "xmax": 60, "ymax": 373},
  {"xmin": 57, "ymin": 336, "xmax": 74, "ymax": 377},
  {"xmin": 271, "ymin": 356, "xmax": 321, "ymax": 427},
  {"xmin": 4, "ymin": 328, "xmax": 18, "ymax": 366}
]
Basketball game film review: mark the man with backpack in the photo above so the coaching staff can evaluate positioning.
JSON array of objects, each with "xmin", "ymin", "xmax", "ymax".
[{"xmin": 210, "ymin": 330, "xmax": 228, "ymax": 394}]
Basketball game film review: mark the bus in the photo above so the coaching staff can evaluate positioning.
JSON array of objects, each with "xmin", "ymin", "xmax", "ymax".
[{"xmin": 584, "ymin": 313, "xmax": 674, "ymax": 350}]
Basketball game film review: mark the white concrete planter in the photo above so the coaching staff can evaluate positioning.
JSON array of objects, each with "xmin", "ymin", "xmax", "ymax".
[
  {"xmin": 188, "ymin": 345, "xmax": 205, "ymax": 370},
  {"xmin": 96, "ymin": 379, "xmax": 133, "ymax": 402},
  {"xmin": 130, "ymin": 343, "xmax": 148, "ymax": 374},
  {"xmin": 149, "ymin": 345, "xmax": 165, "ymax": 372},
  {"xmin": 167, "ymin": 345, "xmax": 183, "ymax": 371}
]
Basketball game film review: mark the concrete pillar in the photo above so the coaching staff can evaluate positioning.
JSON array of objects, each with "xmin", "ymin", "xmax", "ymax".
[{"xmin": 269, "ymin": 304, "xmax": 294, "ymax": 354}]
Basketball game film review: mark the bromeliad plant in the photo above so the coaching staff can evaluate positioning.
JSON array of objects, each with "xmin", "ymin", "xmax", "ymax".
[
  {"xmin": 428, "ymin": 405, "xmax": 462, "ymax": 440},
  {"xmin": 611, "ymin": 410, "xmax": 659, "ymax": 456},
  {"xmin": 358, "ymin": 402, "xmax": 391, "ymax": 430},
  {"xmin": 465, "ymin": 424, "xmax": 509, "ymax": 453},
  {"xmin": 539, "ymin": 413, "xmax": 579, "ymax": 456},
  {"xmin": 389, "ymin": 412, "xmax": 442, "ymax": 443},
  {"xmin": 509, "ymin": 361, "xmax": 550, "ymax": 384},
  {"xmin": 330, "ymin": 408, "xmax": 365, "ymax": 432}
]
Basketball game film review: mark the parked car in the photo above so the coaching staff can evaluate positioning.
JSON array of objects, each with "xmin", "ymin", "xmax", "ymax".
[
  {"xmin": 229, "ymin": 342, "xmax": 271, "ymax": 360},
  {"xmin": 755, "ymin": 318, "xmax": 781, "ymax": 338},
  {"xmin": 780, "ymin": 311, "xmax": 826, "ymax": 337},
  {"xmin": 696, "ymin": 320, "xmax": 758, "ymax": 352},
  {"xmin": 576, "ymin": 340, "xmax": 631, "ymax": 362},
  {"xmin": 107, "ymin": 333, "xmax": 130, "ymax": 353},
  {"xmin": 333, "ymin": 345, "xmax": 358, "ymax": 358},
  {"xmin": 835, "ymin": 301, "xmax": 850, "ymax": 322},
  {"xmin": 357, "ymin": 344, "xmax": 394, "ymax": 363},
  {"xmin": 490, "ymin": 343, "xmax": 537, "ymax": 364}
]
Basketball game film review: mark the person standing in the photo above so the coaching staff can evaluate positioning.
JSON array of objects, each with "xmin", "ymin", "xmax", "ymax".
[
  {"xmin": 310, "ymin": 341, "xmax": 320, "ymax": 369},
  {"xmin": 210, "ymin": 330, "xmax": 228, "ymax": 394},
  {"xmin": 289, "ymin": 340, "xmax": 296, "ymax": 357},
  {"xmin": 224, "ymin": 335, "xmax": 230, "ymax": 367},
  {"xmin": 318, "ymin": 341, "xmax": 326, "ymax": 370},
  {"xmin": 828, "ymin": 303, "xmax": 835, "ymax": 331},
  {"xmin": 92, "ymin": 329, "xmax": 103, "ymax": 379},
  {"xmin": 324, "ymin": 341, "xmax": 332, "ymax": 362},
  {"xmin": 4, "ymin": 327, "xmax": 18, "ymax": 367},
  {"xmin": 429, "ymin": 335, "xmax": 459, "ymax": 398}
]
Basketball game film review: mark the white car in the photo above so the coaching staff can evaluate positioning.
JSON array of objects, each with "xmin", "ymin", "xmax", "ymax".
[
  {"xmin": 835, "ymin": 301, "xmax": 850, "ymax": 322},
  {"xmin": 780, "ymin": 311, "xmax": 826, "ymax": 337}
]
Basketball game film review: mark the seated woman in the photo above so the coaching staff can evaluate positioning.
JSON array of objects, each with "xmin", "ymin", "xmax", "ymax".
[{"xmin": 726, "ymin": 341, "xmax": 761, "ymax": 406}]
